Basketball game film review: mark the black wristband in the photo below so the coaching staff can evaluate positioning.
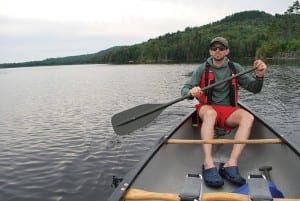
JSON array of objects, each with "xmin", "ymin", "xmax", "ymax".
[{"xmin": 256, "ymin": 75, "xmax": 264, "ymax": 80}]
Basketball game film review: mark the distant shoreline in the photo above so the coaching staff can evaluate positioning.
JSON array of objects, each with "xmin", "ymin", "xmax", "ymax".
[{"xmin": 1, "ymin": 56, "xmax": 299, "ymax": 69}]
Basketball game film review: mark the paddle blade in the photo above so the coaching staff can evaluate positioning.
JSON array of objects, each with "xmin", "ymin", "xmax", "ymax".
[{"xmin": 112, "ymin": 104, "xmax": 164, "ymax": 135}]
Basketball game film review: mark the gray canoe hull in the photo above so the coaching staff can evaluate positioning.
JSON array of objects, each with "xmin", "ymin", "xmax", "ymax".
[{"xmin": 108, "ymin": 103, "xmax": 300, "ymax": 200}]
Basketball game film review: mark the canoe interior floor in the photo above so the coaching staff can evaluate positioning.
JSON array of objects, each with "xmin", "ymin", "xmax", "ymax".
[{"xmin": 130, "ymin": 118, "xmax": 300, "ymax": 199}]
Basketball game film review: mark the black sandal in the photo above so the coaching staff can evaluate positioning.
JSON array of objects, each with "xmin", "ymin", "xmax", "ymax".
[
  {"xmin": 202, "ymin": 166, "xmax": 224, "ymax": 188},
  {"xmin": 219, "ymin": 163, "xmax": 246, "ymax": 186}
]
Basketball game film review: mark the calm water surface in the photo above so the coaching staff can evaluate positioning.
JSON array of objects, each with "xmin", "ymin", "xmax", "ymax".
[{"xmin": 0, "ymin": 63, "xmax": 299, "ymax": 201}]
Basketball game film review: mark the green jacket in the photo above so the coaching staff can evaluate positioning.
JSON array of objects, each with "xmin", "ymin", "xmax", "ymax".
[{"xmin": 181, "ymin": 57, "xmax": 264, "ymax": 105}]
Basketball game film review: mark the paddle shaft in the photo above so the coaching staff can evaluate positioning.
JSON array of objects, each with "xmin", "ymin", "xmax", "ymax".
[{"xmin": 116, "ymin": 67, "xmax": 256, "ymax": 127}]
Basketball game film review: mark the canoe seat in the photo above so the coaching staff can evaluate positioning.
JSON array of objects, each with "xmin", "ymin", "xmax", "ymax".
[
  {"xmin": 179, "ymin": 174, "xmax": 202, "ymax": 201},
  {"xmin": 247, "ymin": 174, "xmax": 273, "ymax": 200}
]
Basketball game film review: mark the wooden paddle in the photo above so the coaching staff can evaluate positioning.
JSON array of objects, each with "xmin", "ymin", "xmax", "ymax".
[
  {"xmin": 124, "ymin": 188, "xmax": 298, "ymax": 201},
  {"xmin": 112, "ymin": 67, "xmax": 256, "ymax": 135}
]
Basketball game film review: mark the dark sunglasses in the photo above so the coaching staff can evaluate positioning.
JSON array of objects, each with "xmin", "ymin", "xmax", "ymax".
[{"xmin": 210, "ymin": 46, "xmax": 227, "ymax": 51}]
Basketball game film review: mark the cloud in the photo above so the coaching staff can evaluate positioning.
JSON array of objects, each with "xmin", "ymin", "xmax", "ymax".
[
  {"xmin": 0, "ymin": 12, "xmax": 204, "ymax": 63},
  {"xmin": 0, "ymin": 16, "xmax": 185, "ymax": 63}
]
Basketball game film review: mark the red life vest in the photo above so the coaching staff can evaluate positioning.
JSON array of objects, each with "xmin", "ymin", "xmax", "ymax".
[{"xmin": 199, "ymin": 61, "xmax": 238, "ymax": 106}]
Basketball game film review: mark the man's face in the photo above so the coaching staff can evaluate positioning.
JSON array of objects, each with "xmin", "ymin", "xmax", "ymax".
[{"xmin": 209, "ymin": 42, "xmax": 229, "ymax": 61}]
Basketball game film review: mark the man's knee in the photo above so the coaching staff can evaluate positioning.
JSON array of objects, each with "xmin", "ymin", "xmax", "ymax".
[
  {"xmin": 201, "ymin": 108, "xmax": 217, "ymax": 120},
  {"xmin": 236, "ymin": 110, "xmax": 255, "ymax": 129},
  {"xmin": 228, "ymin": 109, "xmax": 254, "ymax": 127},
  {"xmin": 242, "ymin": 111, "xmax": 254, "ymax": 123},
  {"xmin": 206, "ymin": 109, "xmax": 217, "ymax": 116}
]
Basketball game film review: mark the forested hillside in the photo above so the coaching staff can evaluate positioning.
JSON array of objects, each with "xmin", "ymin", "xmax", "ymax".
[
  {"xmin": 0, "ymin": 46, "xmax": 124, "ymax": 68},
  {"xmin": 100, "ymin": 11, "xmax": 300, "ymax": 64}
]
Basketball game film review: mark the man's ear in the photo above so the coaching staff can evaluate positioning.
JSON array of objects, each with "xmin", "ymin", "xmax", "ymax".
[{"xmin": 225, "ymin": 48, "xmax": 230, "ymax": 55}]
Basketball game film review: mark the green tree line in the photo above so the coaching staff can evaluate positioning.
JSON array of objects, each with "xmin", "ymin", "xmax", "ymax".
[
  {"xmin": 101, "ymin": 10, "xmax": 299, "ymax": 64},
  {"xmin": 0, "ymin": 46, "xmax": 124, "ymax": 68},
  {"xmin": 256, "ymin": 13, "xmax": 300, "ymax": 58}
]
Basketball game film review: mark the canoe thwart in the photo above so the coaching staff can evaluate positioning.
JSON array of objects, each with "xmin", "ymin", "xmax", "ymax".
[
  {"xmin": 124, "ymin": 188, "xmax": 299, "ymax": 201},
  {"xmin": 166, "ymin": 139, "xmax": 283, "ymax": 144}
]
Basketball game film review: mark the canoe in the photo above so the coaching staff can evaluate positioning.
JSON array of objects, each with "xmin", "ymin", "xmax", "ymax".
[{"xmin": 108, "ymin": 102, "xmax": 300, "ymax": 201}]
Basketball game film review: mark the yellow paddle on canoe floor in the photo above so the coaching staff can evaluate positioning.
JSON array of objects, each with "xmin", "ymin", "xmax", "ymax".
[{"xmin": 124, "ymin": 188, "xmax": 300, "ymax": 201}]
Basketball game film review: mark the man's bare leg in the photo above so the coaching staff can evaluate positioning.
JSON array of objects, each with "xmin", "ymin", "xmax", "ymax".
[
  {"xmin": 199, "ymin": 105, "xmax": 217, "ymax": 169},
  {"xmin": 224, "ymin": 108, "xmax": 254, "ymax": 167}
]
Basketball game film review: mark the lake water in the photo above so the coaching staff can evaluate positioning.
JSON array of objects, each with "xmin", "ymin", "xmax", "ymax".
[{"xmin": 0, "ymin": 63, "xmax": 299, "ymax": 201}]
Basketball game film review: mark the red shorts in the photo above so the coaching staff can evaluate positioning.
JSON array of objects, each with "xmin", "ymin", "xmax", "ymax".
[{"xmin": 195, "ymin": 104, "xmax": 239, "ymax": 130}]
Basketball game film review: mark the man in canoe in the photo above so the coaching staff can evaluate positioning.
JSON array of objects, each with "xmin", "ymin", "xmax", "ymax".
[{"xmin": 181, "ymin": 37, "xmax": 267, "ymax": 187}]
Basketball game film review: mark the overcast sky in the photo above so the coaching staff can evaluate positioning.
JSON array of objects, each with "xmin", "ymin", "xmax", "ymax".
[{"xmin": 0, "ymin": 0, "xmax": 295, "ymax": 63}]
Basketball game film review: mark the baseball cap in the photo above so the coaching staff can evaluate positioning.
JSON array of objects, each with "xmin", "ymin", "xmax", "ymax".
[{"xmin": 210, "ymin": 37, "xmax": 229, "ymax": 48}]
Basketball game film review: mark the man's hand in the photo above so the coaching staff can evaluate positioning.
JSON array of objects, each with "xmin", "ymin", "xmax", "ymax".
[
  {"xmin": 254, "ymin": 59, "xmax": 267, "ymax": 77},
  {"xmin": 190, "ymin": 86, "xmax": 204, "ymax": 98}
]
